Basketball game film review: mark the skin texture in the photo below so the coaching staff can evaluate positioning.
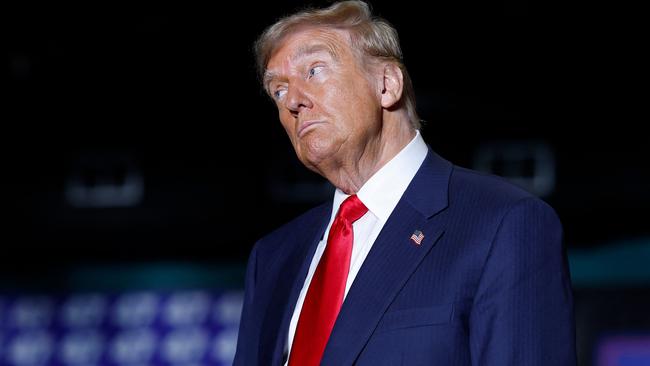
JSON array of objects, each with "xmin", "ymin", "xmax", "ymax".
[{"xmin": 265, "ymin": 27, "xmax": 415, "ymax": 194}]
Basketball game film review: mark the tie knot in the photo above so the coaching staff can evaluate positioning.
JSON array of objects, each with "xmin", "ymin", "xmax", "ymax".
[{"xmin": 337, "ymin": 195, "xmax": 368, "ymax": 223}]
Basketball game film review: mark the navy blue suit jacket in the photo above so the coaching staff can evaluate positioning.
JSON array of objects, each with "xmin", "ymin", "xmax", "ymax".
[{"xmin": 234, "ymin": 149, "xmax": 576, "ymax": 365}]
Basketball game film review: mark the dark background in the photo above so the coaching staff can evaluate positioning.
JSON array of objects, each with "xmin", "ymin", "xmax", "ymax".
[
  {"xmin": 3, "ymin": 0, "xmax": 646, "ymax": 263},
  {"xmin": 2, "ymin": 1, "xmax": 648, "ymax": 364}
]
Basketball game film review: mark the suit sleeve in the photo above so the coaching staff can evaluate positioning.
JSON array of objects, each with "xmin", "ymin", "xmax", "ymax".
[
  {"xmin": 233, "ymin": 242, "xmax": 259, "ymax": 366},
  {"xmin": 469, "ymin": 197, "xmax": 576, "ymax": 365}
]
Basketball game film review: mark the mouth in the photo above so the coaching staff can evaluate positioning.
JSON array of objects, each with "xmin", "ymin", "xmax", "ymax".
[{"xmin": 297, "ymin": 120, "xmax": 324, "ymax": 138}]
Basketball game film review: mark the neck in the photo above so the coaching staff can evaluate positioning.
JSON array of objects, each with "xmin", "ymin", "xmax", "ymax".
[{"xmin": 319, "ymin": 115, "xmax": 416, "ymax": 194}]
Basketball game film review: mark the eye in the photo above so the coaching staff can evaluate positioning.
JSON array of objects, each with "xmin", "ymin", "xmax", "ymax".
[
  {"xmin": 273, "ymin": 88, "xmax": 287, "ymax": 100},
  {"xmin": 307, "ymin": 65, "xmax": 324, "ymax": 79}
]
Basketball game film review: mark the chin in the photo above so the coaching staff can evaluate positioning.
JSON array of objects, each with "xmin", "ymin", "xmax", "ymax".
[
  {"xmin": 296, "ymin": 134, "xmax": 341, "ymax": 168},
  {"xmin": 299, "ymin": 147, "xmax": 336, "ymax": 172}
]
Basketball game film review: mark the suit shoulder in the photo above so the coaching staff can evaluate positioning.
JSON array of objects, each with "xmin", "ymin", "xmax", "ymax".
[
  {"xmin": 448, "ymin": 165, "xmax": 558, "ymax": 220},
  {"xmin": 446, "ymin": 165, "xmax": 562, "ymax": 253},
  {"xmin": 450, "ymin": 165, "xmax": 538, "ymax": 204}
]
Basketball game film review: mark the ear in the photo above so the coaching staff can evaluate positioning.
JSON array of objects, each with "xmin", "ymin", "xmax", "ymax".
[{"xmin": 380, "ymin": 63, "xmax": 404, "ymax": 109}]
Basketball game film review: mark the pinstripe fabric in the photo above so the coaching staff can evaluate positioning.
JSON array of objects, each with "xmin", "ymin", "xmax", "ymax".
[{"xmin": 234, "ymin": 149, "xmax": 576, "ymax": 366}]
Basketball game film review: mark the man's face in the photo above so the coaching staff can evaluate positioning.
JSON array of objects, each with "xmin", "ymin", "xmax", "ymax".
[{"xmin": 264, "ymin": 27, "xmax": 383, "ymax": 173}]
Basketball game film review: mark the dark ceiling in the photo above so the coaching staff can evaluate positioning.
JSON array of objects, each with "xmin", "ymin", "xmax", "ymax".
[{"xmin": 1, "ymin": 1, "xmax": 646, "ymax": 272}]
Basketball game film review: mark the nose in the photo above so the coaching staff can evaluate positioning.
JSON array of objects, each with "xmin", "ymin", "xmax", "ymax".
[{"xmin": 284, "ymin": 83, "xmax": 313, "ymax": 117}]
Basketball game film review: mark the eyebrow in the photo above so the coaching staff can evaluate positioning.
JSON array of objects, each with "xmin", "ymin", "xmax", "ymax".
[
  {"xmin": 263, "ymin": 43, "xmax": 339, "ymax": 90},
  {"xmin": 292, "ymin": 43, "xmax": 339, "ymax": 63}
]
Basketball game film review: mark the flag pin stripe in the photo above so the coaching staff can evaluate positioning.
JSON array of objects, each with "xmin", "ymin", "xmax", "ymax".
[{"xmin": 410, "ymin": 230, "xmax": 424, "ymax": 245}]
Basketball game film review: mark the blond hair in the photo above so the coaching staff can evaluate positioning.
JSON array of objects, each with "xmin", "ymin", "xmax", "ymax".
[{"xmin": 254, "ymin": 0, "xmax": 420, "ymax": 129}]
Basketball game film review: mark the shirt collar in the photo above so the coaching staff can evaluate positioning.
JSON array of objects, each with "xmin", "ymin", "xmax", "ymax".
[{"xmin": 333, "ymin": 130, "xmax": 428, "ymax": 222}]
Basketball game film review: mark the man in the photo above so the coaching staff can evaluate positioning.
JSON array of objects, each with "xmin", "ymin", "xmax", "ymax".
[{"xmin": 234, "ymin": 1, "xmax": 576, "ymax": 365}]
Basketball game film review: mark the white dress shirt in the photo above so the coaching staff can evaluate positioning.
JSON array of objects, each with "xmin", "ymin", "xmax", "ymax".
[{"xmin": 284, "ymin": 130, "xmax": 428, "ymax": 363}]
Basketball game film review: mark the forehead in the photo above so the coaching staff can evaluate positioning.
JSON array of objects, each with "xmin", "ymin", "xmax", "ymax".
[{"xmin": 267, "ymin": 27, "xmax": 352, "ymax": 68}]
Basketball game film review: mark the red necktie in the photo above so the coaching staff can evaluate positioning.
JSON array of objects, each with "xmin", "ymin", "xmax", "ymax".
[{"xmin": 288, "ymin": 195, "xmax": 368, "ymax": 366}]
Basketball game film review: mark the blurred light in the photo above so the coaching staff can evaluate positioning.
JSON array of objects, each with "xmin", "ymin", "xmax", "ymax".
[
  {"xmin": 596, "ymin": 334, "xmax": 650, "ymax": 366},
  {"xmin": 9, "ymin": 297, "xmax": 53, "ymax": 329},
  {"xmin": 59, "ymin": 330, "xmax": 104, "ymax": 364},
  {"xmin": 6, "ymin": 330, "xmax": 54, "ymax": 365},
  {"xmin": 61, "ymin": 293, "xmax": 107, "ymax": 328},
  {"xmin": 0, "ymin": 290, "xmax": 242, "ymax": 366},
  {"xmin": 213, "ymin": 291, "xmax": 244, "ymax": 325},
  {"xmin": 109, "ymin": 328, "xmax": 157, "ymax": 364},
  {"xmin": 65, "ymin": 173, "xmax": 144, "ymax": 208},
  {"xmin": 112, "ymin": 292, "xmax": 159, "ymax": 327},
  {"xmin": 65, "ymin": 153, "xmax": 144, "ymax": 208},
  {"xmin": 162, "ymin": 291, "xmax": 211, "ymax": 326},
  {"xmin": 473, "ymin": 140, "xmax": 556, "ymax": 197},
  {"xmin": 569, "ymin": 238, "xmax": 650, "ymax": 287},
  {"xmin": 212, "ymin": 328, "xmax": 239, "ymax": 364},
  {"xmin": 0, "ymin": 296, "xmax": 5, "ymax": 326},
  {"xmin": 160, "ymin": 327, "xmax": 209, "ymax": 363}
]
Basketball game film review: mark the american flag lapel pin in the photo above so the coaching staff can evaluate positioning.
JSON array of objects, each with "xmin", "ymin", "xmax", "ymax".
[{"xmin": 410, "ymin": 230, "xmax": 424, "ymax": 245}]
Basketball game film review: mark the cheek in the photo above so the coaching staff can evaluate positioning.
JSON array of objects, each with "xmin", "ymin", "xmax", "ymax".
[
  {"xmin": 319, "ymin": 85, "xmax": 356, "ymax": 119},
  {"xmin": 335, "ymin": 87, "xmax": 379, "ymax": 124}
]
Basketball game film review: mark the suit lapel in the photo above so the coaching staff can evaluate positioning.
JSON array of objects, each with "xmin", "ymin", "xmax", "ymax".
[
  {"xmin": 258, "ymin": 203, "xmax": 332, "ymax": 366},
  {"xmin": 321, "ymin": 149, "xmax": 453, "ymax": 365}
]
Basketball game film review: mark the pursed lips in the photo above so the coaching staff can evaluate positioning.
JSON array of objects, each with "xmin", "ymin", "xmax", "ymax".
[{"xmin": 297, "ymin": 120, "xmax": 324, "ymax": 138}]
